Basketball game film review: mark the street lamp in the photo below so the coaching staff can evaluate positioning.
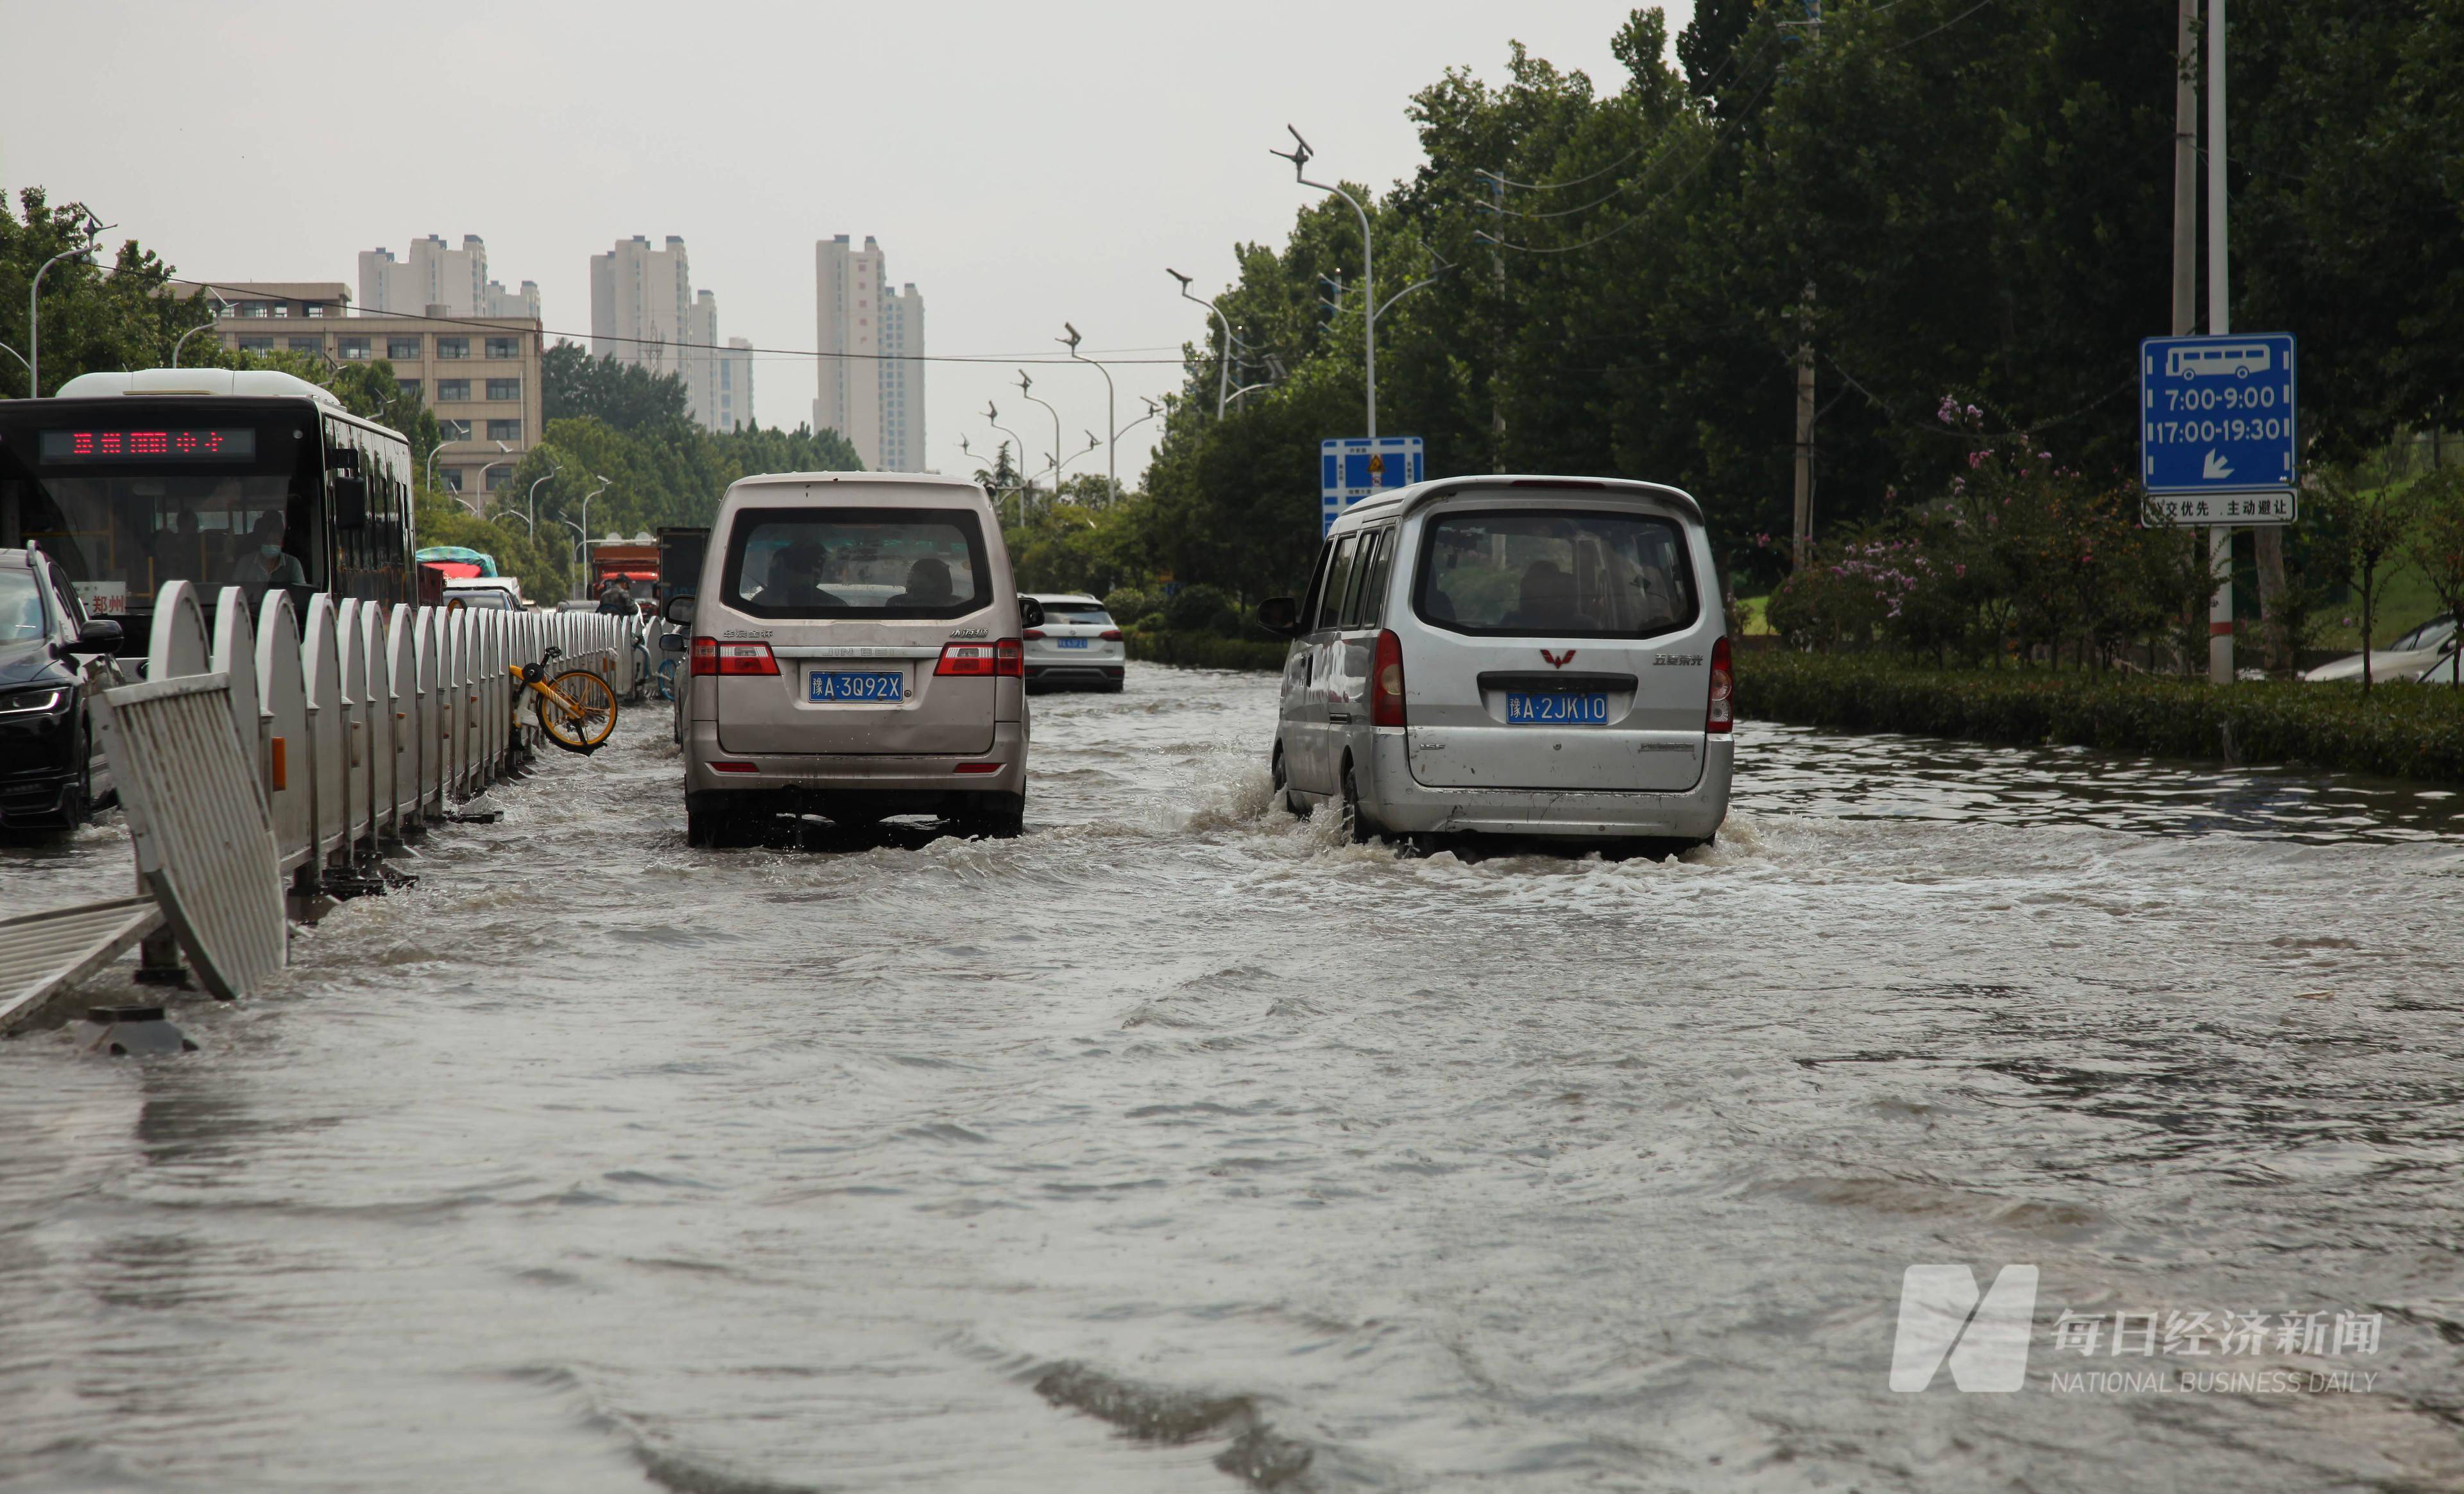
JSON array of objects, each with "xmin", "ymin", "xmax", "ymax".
[
  {"xmin": 26, "ymin": 210, "xmax": 107, "ymax": 398},
  {"xmin": 1015, "ymin": 370, "xmax": 1063, "ymax": 507},
  {"xmin": 1272, "ymin": 127, "xmax": 1444, "ymax": 440},
  {"xmin": 984, "ymin": 404, "xmax": 1032, "ymax": 522},
  {"xmin": 520, "ymin": 459, "xmax": 561, "ymax": 538},
  {"xmin": 1058, "ymin": 322, "xmax": 1116, "ymax": 501},
  {"xmin": 1167, "ymin": 268, "xmax": 1233, "ymax": 420},
  {"xmin": 577, "ymin": 475, "xmax": 610, "ymax": 598},
  {"xmin": 171, "ymin": 293, "xmax": 230, "ymax": 368}
]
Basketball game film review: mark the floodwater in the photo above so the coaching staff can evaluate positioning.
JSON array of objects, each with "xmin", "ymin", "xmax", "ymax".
[{"xmin": 4, "ymin": 665, "xmax": 2461, "ymax": 1493}]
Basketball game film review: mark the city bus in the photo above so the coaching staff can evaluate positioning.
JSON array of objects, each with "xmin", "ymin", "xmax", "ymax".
[{"xmin": 0, "ymin": 368, "xmax": 415, "ymax": 659}]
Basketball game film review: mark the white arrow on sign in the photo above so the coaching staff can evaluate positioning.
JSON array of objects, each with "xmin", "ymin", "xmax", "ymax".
[{"xmin": 2203, "ymin": 450, "xmax": 2234, "ymax": 480}]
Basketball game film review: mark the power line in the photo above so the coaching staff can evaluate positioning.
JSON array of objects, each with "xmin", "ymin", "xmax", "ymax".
[{"xmin": 166, "ymin": 276, "xmax": 1185, "ymax": 366}]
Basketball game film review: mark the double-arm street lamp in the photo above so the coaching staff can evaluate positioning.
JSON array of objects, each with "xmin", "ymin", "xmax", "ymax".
[
  {"xmin": 1057, "ymin": 322, "xmax": 1116, "ymax": 499},
  {"xmin": 1015, "ymin": 371, "xmax": 1063, "ymax": 505},
  {"xmin": 517, "ymin": 459, "xmax": 560, "ymax": 537},
  {"xmin": 26, "ymin": 209, "xmax": 108, "ymax": 399},
  {"xmin": 1166, "ymin": 269, "xmax": 1233, "ymax": 418},
  {"xmin": 1272, "ymin": 126, "xmax": 1443, "ymax": 440},
  {"xmin": 171, "ymin": 293, "xmax": 231, "ymax": 368}
]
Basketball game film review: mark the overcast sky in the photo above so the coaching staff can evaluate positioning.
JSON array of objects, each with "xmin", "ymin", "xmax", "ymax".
[{"xmin": 1, "ymin": 1, "xmax": 1684, "ymax": 484}]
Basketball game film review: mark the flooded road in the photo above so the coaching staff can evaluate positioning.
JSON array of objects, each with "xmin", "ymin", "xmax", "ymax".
[{"xmin": 4, "ymin": 664, "xmax": 2461, "ymax": 1492}]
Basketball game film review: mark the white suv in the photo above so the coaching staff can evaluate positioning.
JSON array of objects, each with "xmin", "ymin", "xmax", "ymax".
[
  {"xmin": 1258, "ymin": 476, "xmax": 1732, "ymax": 854},
  {"xmin": 1022, "ymin": 593, "xmax": 1125, "ymax": 692}
]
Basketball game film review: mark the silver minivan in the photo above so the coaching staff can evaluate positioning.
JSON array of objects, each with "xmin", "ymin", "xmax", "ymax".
[
  {"xmin": 670, "ymin": 473, "xmax": 1034, "ymax": 845},
  {"xmin": 1258, "ymin": 476, "xmax": 1732, "ymax": 852}
]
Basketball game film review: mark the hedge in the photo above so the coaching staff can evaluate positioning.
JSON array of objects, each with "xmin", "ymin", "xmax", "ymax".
[
  {"xmin": 1124, "ymin": 630, "xmax": 1289, "ymax": 673},
  {"xmin": 1736, "ymin": 651, "xmax": 2464, "ymax": 784}
]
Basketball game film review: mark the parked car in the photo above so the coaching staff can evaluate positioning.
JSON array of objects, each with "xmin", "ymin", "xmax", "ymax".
[
  {"xmin": 2417, "ymin": 648, "xmax": 2463, "ymax": 685},
  {"xmin": 0, "ymin": 547, "xmax": 123, "ymax": 829},
  {"xmin": 1257, "ymin": 476, "xmax": 1732, "ymax": 854},
  {"xmin": 443, "ymin": 576, "xmax": 523, "ymax": 612},
  {"xmin": 2303, "ymin": 614, "xmax": 2456, "ymax": 683},
  {"xmin": 671, "ymin": 472, "xmax": 1036, "ymax": 845},
  {"xmin": 1022, "ymin": 592, "xmax": 1125, "ymax": 692}
]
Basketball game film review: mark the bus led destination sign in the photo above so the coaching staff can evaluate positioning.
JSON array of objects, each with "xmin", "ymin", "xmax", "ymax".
[{"xmin": 36, "ymin": 428, "xmax": 257, "ymax": 462}]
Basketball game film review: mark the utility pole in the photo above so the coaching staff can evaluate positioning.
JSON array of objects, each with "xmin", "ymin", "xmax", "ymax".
[
  {"xmin": 2206, "ymin": 0, "xmax": 2234, "ymax": 685},
  {"xmin": 1792, "ymin": 283, "xmax": 1816, "ymax": 567}
]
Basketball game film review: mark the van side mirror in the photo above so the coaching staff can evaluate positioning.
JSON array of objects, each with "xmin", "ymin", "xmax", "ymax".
[
  {"xmin": 1018, "ymin": 596, "xmax": 1045, "ymax": 630},
  {"xmin": 332, "ymin": 474, "xmax": 368, "ymax": 528},
  {"xmin": 663, "ymin": 594, "xmax": 696, "ymax": 626},
  {"xmin": 71, "ymin": 617, "xmax": 124, "ymax": 652},
  {"xmin": 659, "ymin": 631, "xmax": 687, "ymax": 653},
  {"xmin": 1256, "ymin": 596, "xmax": 1300, "ymax": 637}
]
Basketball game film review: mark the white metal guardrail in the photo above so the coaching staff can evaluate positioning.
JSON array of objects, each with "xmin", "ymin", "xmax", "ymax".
[{"xmin": 1, "ymin": 600, "xmax": 642, "ymax": 1028}]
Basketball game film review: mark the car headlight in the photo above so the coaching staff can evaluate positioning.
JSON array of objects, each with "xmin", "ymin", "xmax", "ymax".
[{"xmin": 0, "ymin": 687, "xmax": 69, "ymax": 715}]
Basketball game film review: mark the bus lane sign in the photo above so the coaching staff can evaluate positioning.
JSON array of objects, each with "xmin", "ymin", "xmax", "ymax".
[{"xmin": 2139, "ymin": 333, "xmax": 2297, "ymax": 526}]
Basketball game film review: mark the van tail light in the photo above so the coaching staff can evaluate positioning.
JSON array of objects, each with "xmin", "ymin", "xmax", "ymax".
[
  {"xmin": 692, "ymin": 638, "xmax": 778, "ymax": 676},
  {"xmin": 1370, "ymin": 629, "xmax": 1407, "ymax": 727},
  {"xmin": 1022, "ymin": 628, "xmax": 1045, "ymax": 640},
  {"xmin": 1707, "ymin": 636, "xmax": 1734, "ymax": 734},
  {"xmin": 1100, "ymin": 629, "xmax": 1123, "ymax": 641},
  {"xmin": 937, "ymin": 640, "xmax": 1025, "ymax": 677}
]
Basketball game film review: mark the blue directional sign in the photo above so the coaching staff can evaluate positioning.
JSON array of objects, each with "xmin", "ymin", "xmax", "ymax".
[
  {"xmin": 2139, "ymin": 333, "xmax": 2297, "ymax": 524},
  {"xmin": 1321, "ymin": 436, "xmax": 1425, "ymax": 535}
]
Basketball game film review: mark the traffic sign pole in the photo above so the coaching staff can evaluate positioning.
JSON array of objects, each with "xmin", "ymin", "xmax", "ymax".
[{"xmin": 2207, "ymin": 0, "xmax": 2232, "ymax": 684}]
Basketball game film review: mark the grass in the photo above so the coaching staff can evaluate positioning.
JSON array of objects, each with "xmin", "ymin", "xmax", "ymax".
[{"xmin": 1736, "ymin": 650, "xmax": 2464, "ymax": 784}]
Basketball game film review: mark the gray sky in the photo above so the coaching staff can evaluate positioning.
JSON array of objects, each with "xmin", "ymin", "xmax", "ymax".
[{"xmin": 1, "ymin": 0, "xmax": 1683, "ymax": 484}]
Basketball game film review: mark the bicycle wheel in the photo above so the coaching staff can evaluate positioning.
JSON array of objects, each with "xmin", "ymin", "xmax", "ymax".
[{"xmin": 535, "ymin": 667, "xmax": 619, "ymax": 750}]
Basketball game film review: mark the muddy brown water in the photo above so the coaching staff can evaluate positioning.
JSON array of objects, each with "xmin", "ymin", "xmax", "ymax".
[{"xmin": 3, "ymin": 664, "xmax": 2461, "ymax": 1492}]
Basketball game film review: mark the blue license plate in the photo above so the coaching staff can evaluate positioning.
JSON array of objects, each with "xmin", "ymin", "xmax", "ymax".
[
  {"xmin": 1057, "ymin": 637, "xmax": 1090, "ymax": 649},
  {"xmin": 809, "ymin": 669, "xmax": 904, "ymax": 703},
  {"xmin": 1506, "ymin": 691, "xmax": 1609, "ymax": 725}
]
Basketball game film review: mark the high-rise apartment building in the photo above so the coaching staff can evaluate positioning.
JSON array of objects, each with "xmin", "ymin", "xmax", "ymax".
[
  {"xmin": 359, "ymin": 235, "xmax": 538, "ymax": 320},
  {"xmin": 588, "ymin": 235, "xmax": 733, "ymax": 433},
  {"xmin": 813, "ymin": 235, "xmax": 923, "ymax": 470},
  {"xmin": 717, "ymin": 338, "xmax": 754, "ymax": 432}
]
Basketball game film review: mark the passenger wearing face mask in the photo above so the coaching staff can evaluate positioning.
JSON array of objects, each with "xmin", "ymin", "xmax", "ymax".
[{"xmin": 228, "ymin": 512, "xmax": 307, "ymax": 603}]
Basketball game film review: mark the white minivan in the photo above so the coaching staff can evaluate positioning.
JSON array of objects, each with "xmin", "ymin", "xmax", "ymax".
[
  {"xmin": 669, "ymin": 472, "xmax": 1036, "ymax": 845},
  {"xmin": 1258, "ymin": 476, "xmax": 1732, "ymax": 853}
]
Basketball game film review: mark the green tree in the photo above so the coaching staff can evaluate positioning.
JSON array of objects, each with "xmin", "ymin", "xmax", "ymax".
[
  {"xmin": 2313, "ymin": 460, "xmax": 2424, "ymax": 694},
  {"xmin": 0, "ymin": 187, "xmax": 208, "ymax": 397}
]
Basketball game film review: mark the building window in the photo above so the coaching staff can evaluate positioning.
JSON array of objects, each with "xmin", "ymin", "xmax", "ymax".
[
  {"xmin": 484, "ymin": 336, "xmax": 521, "ymax": 360},
  {"xmin": 270, "ymin": 304, "xmax": 290, "ymax": 318},
  {"xmin": 238, "ymin": 302, "xmax": 268, "ymax": 319},
  {"xmin": 305, "ymin": 304, "xmax": 327, "ymax": 318},
  {"xmin": 287, "ymin": 336, "xmax": 323, "ymax": 353},
  {"xmin": 387, "ymin": 337, "xmax": 423, "ymax": 361},
  {"xmin": 436, "ymin": 379, "xmax": 471, "ymax": 401},
  {"xmin": 485, "ymin": 466, "xmax": 513, "ymax": 492},
  {"xmin": 443, "ymin": 468, "xmax": 465, "ymax": 493},
  {"xmin": 486, "ymin": 419, "xmax": 522, "ymax": 442},
  {"xmin": 436, "ymin": 418, "xmax": 473, "ymax": 442},
  {"xmin": 237, "ymin": 336, "xmax": 275, "ymax": 352},
  {"xmin": 436, "ymin": 338, "xmax": 468, "ymax": 359},
  {"xmin": 395, "ymin": 379, "xmax": 422, "ymax": 402},
  {"xmin": 485, "ymin": 377, "xmax": 521, "ymax": 401},
  {"xmin": 338, "ymin": 336, "xmax": 372, "ymax": 360}
]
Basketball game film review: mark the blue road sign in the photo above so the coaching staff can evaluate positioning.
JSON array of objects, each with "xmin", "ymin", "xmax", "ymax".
[
  {"xmin": 1321, "ymin": 436, "xmax": 1425, "ymax": 535},
  {"xmin": 2138, "ymin": 334, "xmax": 2297, "ymax": 518}
]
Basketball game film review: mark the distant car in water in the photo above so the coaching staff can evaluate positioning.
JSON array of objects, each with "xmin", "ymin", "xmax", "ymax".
[
  {"xmin": 2302, "ymin": 614, "xmax": 2456, "ymax": 683},
  {"xmin": 0, "ymin": 547, "xmax": 123, "ymax": 829},
  {"xmin": 1022, "ymin": 593, "xmax": 1125, "ymax": 692},
  {"xmin": 443, "ymin": 576, "xmax": 523, "ymax": 612}
]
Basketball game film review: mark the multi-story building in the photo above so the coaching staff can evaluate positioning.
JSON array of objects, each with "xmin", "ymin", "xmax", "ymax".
[
  {"xmin": 717, "ymin": 338, "xmax": 755, "ymax": 433},
  {"xmin": 588, "ymin": 236, "xmax": 732, "ymax": 433},
  {"xmin": 812, "ymin": 234, "xmax": 923, "ymax": 470},
  {"xmin": 185, "ymin": 280, "xmax": 544, "ymax": 501},
  {"xmin": 359, "ymin": 235, "xmax": 538, "ymax": 320}
]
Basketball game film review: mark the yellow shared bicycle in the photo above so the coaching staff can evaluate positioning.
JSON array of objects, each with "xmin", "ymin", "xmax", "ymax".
[{"xmin": 513, "ymin": 645, "xmax": 619, "ymax": 753}]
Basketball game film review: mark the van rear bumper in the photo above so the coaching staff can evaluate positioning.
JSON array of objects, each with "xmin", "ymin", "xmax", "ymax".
[
  {"xmin": 687, "ymin": 718, "xmax": 1025, "ymax": 796},
  {"xmin": 1360, "ymin": 730, "xmax": 1730, "ymax": 841}
]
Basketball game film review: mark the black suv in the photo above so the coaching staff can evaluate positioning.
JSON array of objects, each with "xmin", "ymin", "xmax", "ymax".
[{"xmin": 0, "ymin": 547, "xmax": 122, "ymax": 829}]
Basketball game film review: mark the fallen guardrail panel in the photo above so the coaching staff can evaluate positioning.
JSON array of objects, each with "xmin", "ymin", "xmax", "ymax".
[
  {"xmin": 90, "ymin": 673, "xmax": 287, "ymax": 1002},
  {"xmin": 0, "ymin": 897, "xmax": 166, "ymax": 1035}
]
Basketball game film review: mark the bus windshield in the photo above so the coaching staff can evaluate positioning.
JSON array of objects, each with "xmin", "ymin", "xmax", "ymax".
[{"xmin": 0, "ymin": 411, "xmax": 319, "ymax": 617}]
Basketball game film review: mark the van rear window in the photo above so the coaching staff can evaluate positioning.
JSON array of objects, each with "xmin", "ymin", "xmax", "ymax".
[
  {"xmin": 722, "ymin": 507, "xmax": 989, "ymax": 619},
  {"xmin": 1414, "ymin": 509, "xmax": 1696, "ymax": 638}
]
